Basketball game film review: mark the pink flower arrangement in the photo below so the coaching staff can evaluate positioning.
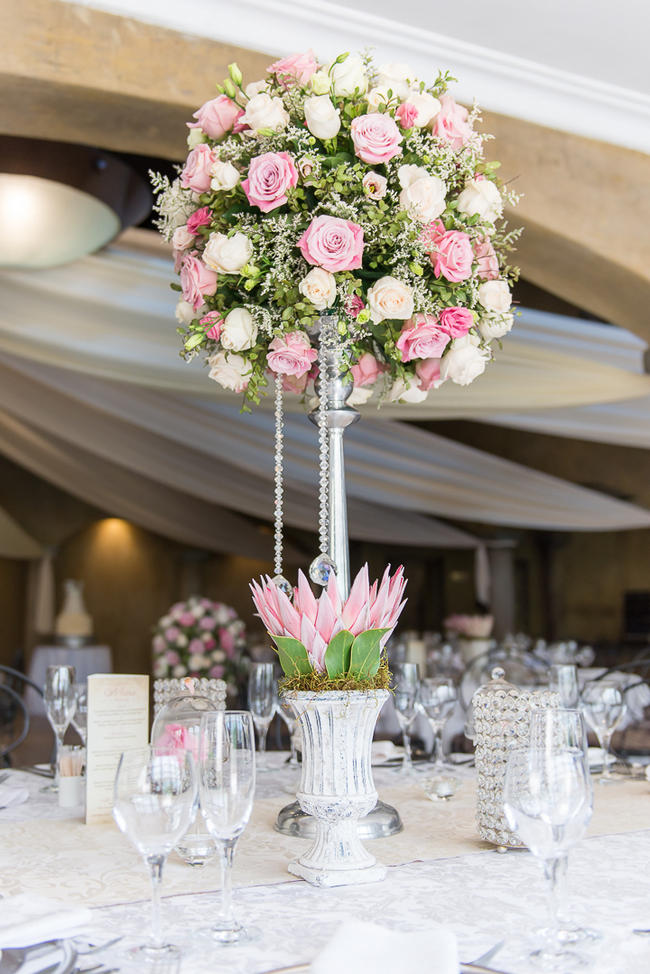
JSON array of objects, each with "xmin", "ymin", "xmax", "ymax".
[
  {"xmin": 186, "ymin": 207, "xmax": 212, "ymax": 235},
  {"xmin": 250, "ymin": 564, "xmax": 407, "ymax": 676},
  {"xmin": 474, "ymin": 236, "xmax": 499, "ymax": 280},
  {"xmin": 431, "ymin": 94, "xmax": 473, "ymax": 150},
  {"xmin": 298, "ymin": 215, "xmax": 364, "ymax": 272},
  {"xmin": 431, "ymin": 229, "xmax": 474, "ymax": 282},
  {"xmin": 268, "ymin": 331, "xmax": 318, "ymax": 377},
  {"xmin": 188, "ymin": 95, "xmax": 242, "ymax": 140},
  {"xmin": 268, "ymin": 50, "xmax": 318, "ymax": 87},
  {"xmin": 242, "ymin": 152, "xmax": 298, "ymax": 213},
  {"xmin": 438, "ymin": 306, "xmax": 474, "ymax": 338},
  {"xmin": 351, "ymin": 352, "xmax": 385, "ymax": 388},
  {"xmin": 180, "ymin": 255, "xmax": 218, "ymax": 310},
  {"xmin": 350, "ymin": 112, "xmax": 403, "ymax": 165},
  {"xmin": 180, "ymin": 144, "xmax": 218, "ymax": 194},
  {"xmin": 444, "ymin": 614, "xmax": 493, "ymax": 638},
  {"xmin": 396, "ymin": 313, "xmax": 450, "ymax": 361},
  {"xmin": 200, "ymin": 310, "xmax": 224, "ymax": 340}
]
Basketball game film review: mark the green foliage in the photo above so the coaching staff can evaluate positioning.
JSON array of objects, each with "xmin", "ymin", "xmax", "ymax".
[
  {"xmin": 349, "ymin": 629, "xmax": 389, "ymax": 679},
  {"xmin": 272, "ymin": 636, "xmax": 313, "ymax": 678},
  {"xmin": 324, "ymin": 630, "xmax": 354, "ymax": 679}
]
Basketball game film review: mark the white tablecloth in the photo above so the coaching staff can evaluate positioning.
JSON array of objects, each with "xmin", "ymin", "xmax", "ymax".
[{"xmin": 25, "ymin": 644, "xmax": 113, "ymax": 714}]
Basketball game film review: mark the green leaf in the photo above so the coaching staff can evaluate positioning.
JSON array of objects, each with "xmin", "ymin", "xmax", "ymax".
[
  {"xmin": 324, "ymin": 630, "xmax": 354, "ymax": 679},
  {"xmin": 349, "ymin": 629, "xmax": 389, "ymax": 680},
  {"xmin": 271, "ymin": 636, "xmax": 312, "ymax": 678}
]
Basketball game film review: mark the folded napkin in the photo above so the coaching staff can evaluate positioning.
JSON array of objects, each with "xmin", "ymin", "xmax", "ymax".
[
  {"xmin": 310, "ymin": 920, "xmax": 458, "ymax": 974},
  {"xmin": 0, "ymin": 783, "xmax": 29, "ymax": 808},
  {"xmin": 0, "ymin": 894, "xmax": 92, "ymax": 949},
  {"xmin": 587, "ymin": 747, "xmax": 615, "ymax": 768},
  {"xmin": 371, "ymin": 741, "xmax": 403, "ymax": 765}
]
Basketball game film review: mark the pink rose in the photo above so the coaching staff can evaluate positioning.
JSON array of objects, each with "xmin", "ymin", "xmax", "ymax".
[
  {"xmin": 219, "ymin": 628, "xmax": 236, "ymax": 655},
  {"xmin": 186, "ymin": 207, "xmax": 212, "ymax": 235},
  {"xmin": 298, "ymin": 215, "xmax": 364, "ymax": 272},
  {"xmin": 188, "ymin": 95, "xmax": 242, "ymax": 140},
  {"xmin": 188, "ymin": 638, "xmax": 204, "ymax": 654},
  {"xmin": 268, "ymin": 50, "xmax": 318, "ymax": 87},
  {"xmin": 164, "ymin": 627, "xmax": 180, "ymax": 642},
  {"xmin": 199, "ymin": 616, "xmax": 216, "ymax": 629},
  {"xmin": 350, "ymin": 113, "xmax": 403, "ymax": 165},
  {"xmin": 179, "ymin": 612, "xmax": 195, "ymax": 626},
  {"xmin": 438, "ymin": 306, "xmax": 474, "ymax": 338},
  {"xmin": 242, "ymin": 152, "xmax": 298, "ymax": 213},
  {"xmin": 209, "ymin": 665, "xmax": 225, "ymax": 679},
  {"xmin": 431, "ymin": 94, "xmax": 473, "ymax": 151},
  {"xmin": 200, "ymin": 311, "xmax": 224, "ymax": 340},
  {"xmin": 431, "ymin": 229, "xmax": 474, "ymax": 282},
  {"xmin": 203, "ymin": 636, "xmax": 217, "ymax": 650},
  {"xmin": 416, "ymin": 358, "xmax": 444, "ymax": 390},
  {"xmin": 396, "ymin": 102, "xmax": 418, "ymax": 129},
  {"xmin": 268, "ymin": 331, "xmax": 318, "ymax": 377},
  {"xmin": 420, "ymin": 219, "xmax": 445, "ymax": 252},
  {"xmin": 344, "ymin": 294, "xmax": 365, "ymax": 318},
  {"xmin": 180, "ymin": 255, "xmax": 218, "ymax": 310},
  {"xmin": 165, "ymin": 649, "xmax": 180, "ymax": 665},
  {"xmin": 474, "ymin": 236, "xmax": 499, "ymax": 280},
  {"xmin": 351, "ymin": 352, "xmax": 384, "ymax": 388},
  {"xmin": 396, "ymin": 313, "xmax": 451, "ymax": 362},
  {"xmin": 180, "ymin": 144, "xmax": 218, "ymax": 194},
  {"xmin": 282, "ymin": 372, "xmax": 309, "ymax": 394}
]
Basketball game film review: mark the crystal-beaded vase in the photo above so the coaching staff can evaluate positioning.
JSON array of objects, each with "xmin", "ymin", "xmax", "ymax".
[{"xmin": 285, "ymin": 689, "xmax": 389, "ymax": 888}]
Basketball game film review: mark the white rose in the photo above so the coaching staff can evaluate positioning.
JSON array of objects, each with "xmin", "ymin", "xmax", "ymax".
[
  {"xmin": 456, "ymin": 177, "xmax": 503, "ymax": 223},
  {"xmin": 215, "ymin": 607, "xmax": 231, "ymax": 624},
  {"xmin": 398, "ymin": 164, "xmax": 429, "ymax": 189},
  {"xmin": 329, "ymin": 55, "xmax": 368, "ymax": 97},
  {"xmin": 210, "ymin": 160, "xmax": 240, "ymax": 192},
  {"xmin": 203, "ymin": 231, "xmax": 252, "ymax": 274},
  {"xmin": 172, "ymin": 664, "xmax": 187, "ymax": 678},
  {"xmin": 441, "ymin": 336, "xmax": 490, "ymax": 386},
  {"xmin": 208, "ymin": 351, "xmax": 252, "ymax": 392},
  {"xmin": 175, "ymin": 299, "xmax": 198, "ymax": 325},
  {"xmin": 220, "ymin": 308, "xmax": 258, "ymax": 351},
  {"xmin": 303, "ymin": 95, "xmax": 341, "ymax": 140},
  {"xmin": 242, "ymin": 93, "xmax": 289, "ymax": 133},
  {"xmin": 388, "ymin": 377, "xmax": 429, "ymax": 403},
  {"xmin": 186, "ymin": 128, "xmax": 206, "ymax": 149},
  {"xmin": 366, "ymin": 276, "xmax": 414, "ymax": 324},
  {"xmin": 479, "ymin": 312, "xmax": 514, "ymax": 340},
  {"xmin": 176, "ymin": 634, "xmax": 188, "ymax": 648},
  {"xmin": 375, "ymin": 62, "xmax": 416, "ymax": 100},
  {"xmin": 191, "ymin": 604, "xmax": 205, "ymax": 618},
  {"xmin": 153, "ymin": 659, "xmax": 167, "ymax": 677},
  {"xmin": 348, "ymin": 386, "xmax": 374, "ymax": 407},
  {"xmin": 212, "ymin": 649, "xmax": 226, "ymax": 662},
  {"xmin": 310, "ymin": 69, "xmax": 331, "ymax": 94},
  {"xmin": 159, "ymin": 614, "xmax": 173, "ymax": 628},
  {"xmin": 298, "ymin": 267, "xmax": 337, "ymax": 311},
  {"xmin": 399, "ymin": 174, "xmax": 447, "ymax": 223},
  {"xmin": 365, "ymin": 85, "xmax": 392, "ymax": 110},
  {"xmin": 407, "ymin": 91, "xmax": 441, "ymax": 128},
  {"xmin": 171, "ymin": 226, "xmax": 194, "ymax": 251},
  {"xmin": 477, "ymin": 280, "xmax": 512, "ymax": 314},
  {"xmin": 245, "ymin": 80, "xmax": 267, "ymax": 99}
]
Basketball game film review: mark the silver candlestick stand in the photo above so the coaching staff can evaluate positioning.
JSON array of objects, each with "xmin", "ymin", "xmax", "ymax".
[{"xmin": 275, "ymin": 316, "xmax": 403, "ymax": 840}]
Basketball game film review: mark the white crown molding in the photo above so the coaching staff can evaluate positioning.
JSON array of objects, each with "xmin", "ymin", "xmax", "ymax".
[{"xmin": 73, "ymin": 0, "xmax": 650, "ymax": 154}]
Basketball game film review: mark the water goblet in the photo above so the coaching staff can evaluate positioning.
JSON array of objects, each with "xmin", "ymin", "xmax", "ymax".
[
  {"xmin": 199, "ymin": 711, "xmax": 256, "ymax": 945},
  {"xmin": 277, "ymin": 691, "xmax": 299, "ymax": 768},
  {"xmin": 549, "ymin": 664, "xmax": 580, "ymax": 709},
  {"xmin": 113, "ymin": 745, "xmax": 197, "ymax": 961},
  {"xmin": 247, "ymin": 662, "xmax": 275, "ymax": 770},
  {"xmin": 581, "ymin": 681, "xmax": 627, "ymax": 783},
  {"xmin": 418, "ymin": 677, "xmax": 457, "ymax": 770},
  {"xmin": 71, "ymin": 682, "xmax": 88, "ymax": 745},
  {"xmin": 392, "ymin": 662, "xmax": 419, "ymax": 774},
  {"xmin": 503, "ymin": 746, "xmax": 593, "ymax": 969},
  {"xmin": 43, "ymin": 665, "xmax": 77, "ymax": 793}
]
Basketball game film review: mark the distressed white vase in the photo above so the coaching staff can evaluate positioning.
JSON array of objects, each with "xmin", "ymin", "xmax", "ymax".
[{"xmin": 286, "ymin": 688, "xmax": 388, "ymax": 888}]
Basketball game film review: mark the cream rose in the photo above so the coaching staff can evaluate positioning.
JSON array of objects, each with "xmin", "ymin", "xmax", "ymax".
[
  {"xmin": 375, "ymin": 62, "xmax": 416, "ymax": 100},
  {"xmin": 210, "ymin": 160, "xmax": 240, "ymax": 192},
  {"xmin": 298, "ymin": 267, "xmax": 337, "ymax": 310},
  {"xmin": 220, "ymin": 308, "xmax": 258, "ymax": 352},
  {"xmin": 175, "ymin": 299, "xmax": 199, "ymax": 325},
  {"xmin": 242, "ymin": 93, "xmax": 290, "ymax": 133},
  {"xmin": 399, "ymin": 173, "xmax": 447, "ymax": 223},
  {"xmin": 245, "ymin": 80, "xmax": 267, "ymax": 99},
  {"xmin": 347, "ymin": 386, "xmax": 374, "ymax": 407},
  {"xmin": 477, "ymin": 279, "xmax": 512, "ymax": 314},
  {"xmin": 398, "ymin": 164, "xmax": 429, "ymax": 189},
  {"xmin": 478, "ymin": 312, "xmax": 514, "ymax": 340},
  {"xmin": 186, "ymin": 128, "xmax": 206, "ymax": 149},
  {"xmin": 365, "ymin": 85, "xmax": 392, "ymax": 110},
  {"xmin": 329, "ymin": 55, "xmax": 368, "ymax": 97},
  {"xmin": 441, "ymin": 335, "xmax": 490, "ymax": 386},
  {"xmin": 367, "ymin": 276, "xmax": 414, "ymax": 324},
  {"xmin": 304, "ymin": 95, "xmax": 341, "ymax": 140},
  {"xmin": 407, "ymin": 91, "xmax": 441, "ymax": 128},
  {"xmin": 208, "ymin": 350, "xmax": 252, "ymax": 392},
  {"xmin": 388, "ymin": 377, "xmax": 429, "ymax": 403},
  {"xmin": 171, "ymin": 226, "xmax": 194, "ymax": 251},
  {"xmin": 457, "ymin": 177, "xmax": 503, "ymax": 223},
  {"xmin": 203, "ymin": 231, "xmax": 253, "ymax": 274}
]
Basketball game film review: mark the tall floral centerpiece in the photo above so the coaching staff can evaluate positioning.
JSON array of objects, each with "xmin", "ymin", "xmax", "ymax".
[{"xmin": 152, "ymin": 48, "xmax": 519, "ymax": 886}]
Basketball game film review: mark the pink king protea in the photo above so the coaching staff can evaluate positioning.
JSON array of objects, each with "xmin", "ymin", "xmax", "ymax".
[{"xmin": 250, "ymin": 563, "xmax": 407, "ymax": 674}]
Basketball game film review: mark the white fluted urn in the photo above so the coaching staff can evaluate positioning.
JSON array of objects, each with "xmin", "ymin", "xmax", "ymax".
[{"xmin": 286, "ymin": 688, "xmax": 389, "ymax": 887}]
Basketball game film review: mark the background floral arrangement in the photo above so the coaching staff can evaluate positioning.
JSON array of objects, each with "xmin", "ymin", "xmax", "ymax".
[
  {"xmin": 152, "ymin": 50, "xmax": 520, "ymax": 409},
  {"xmin": 444, "ymin": 613, "xmax": 493, "ymax": 638},
  {"xmin": 152, "ymin": 596, "xmax": 248, "ymax": 697}
]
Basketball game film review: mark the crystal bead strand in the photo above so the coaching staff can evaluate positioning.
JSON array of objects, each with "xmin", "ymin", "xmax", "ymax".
[
  {"xmin": 271, "ymin": 374, "xmax": 292, "ymax": 597},
  {"xmin": 309, "ymin": 320, "xmax": 337, "ymax": 586}
]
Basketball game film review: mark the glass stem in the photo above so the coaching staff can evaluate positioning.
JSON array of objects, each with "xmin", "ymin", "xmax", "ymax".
[
  {"xmin": 401, "ymin": 729, "xmax": 412, "ymax": 772},
  {"xmin": 600, "ymin": 731, "xmax": 613, "ymax": 780},
  {"xmin": 430, "ymin": 724, "xmax": 444, "ymax": 768},
  {"xmin": 555, "ymin": 853, "xmax": 570, "ymax": 923},
  {"xmin": 148, "ymin": 855, "xmax": 165, "ymax": 948},
  {"xmin": 220, "ymin": 839, "xmax": 236, "ymax": 927},
  {"xmin": 258, "ymin": 724, "xmax": 268, "ymax": 755},
  {"xmin": 53, "ymin": 731, "xmax": 63, "ymax": 788},
  {"xmin": 543, "ymin": 855, "xmax": 562, "ymax": 946}
]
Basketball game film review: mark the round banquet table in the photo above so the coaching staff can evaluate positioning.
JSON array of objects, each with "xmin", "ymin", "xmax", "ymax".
[
  {"xmin": 3, "ymin": 755, "xmax": 650, "ymax": 973},
  {"xmin": 25, "ymin": 644, "xmax": 113, "ymax": 714}
]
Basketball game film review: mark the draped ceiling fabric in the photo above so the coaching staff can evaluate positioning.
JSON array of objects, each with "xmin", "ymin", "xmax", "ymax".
[{"xmin": 0, "ymin": 505, "xmax": 42, "ymax": 559}]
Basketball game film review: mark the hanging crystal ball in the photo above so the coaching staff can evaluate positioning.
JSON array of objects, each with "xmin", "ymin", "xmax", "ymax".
[
  {"xmin": 309, "ymin": 553, "xmax": 337, "ymax": 587},
  {"xmin": 272, "ymin": 574, "xmax": 293, "ymax": 599}
]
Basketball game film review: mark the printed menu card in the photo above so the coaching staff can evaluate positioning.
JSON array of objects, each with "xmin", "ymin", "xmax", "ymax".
[{"xmin": 85, "ymin": 674, "xmax": 149, "ymax": 824}]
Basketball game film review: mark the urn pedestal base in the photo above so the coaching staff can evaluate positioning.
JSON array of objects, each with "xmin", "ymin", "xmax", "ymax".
[
  {"xmin": 288, "ymin": 857, "xmax": 387, "ymax": 888},
  {"xmin": 287, "ymin": 805, "xmax": 387, "ymax": 888}
]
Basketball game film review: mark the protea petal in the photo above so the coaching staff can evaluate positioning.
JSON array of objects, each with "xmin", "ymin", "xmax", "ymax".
[
  {"xmin": 341, "ymin": 564, "xmax": 370, "ymax": 630},
  {"xmin": 300, "ymin": 615, "xmax": 327, "ymax": 672},
  {"xmin": 276, "ymin": 592, "xmax": 302, "ymax": 640},
  {"xmin": 315, "ymin": 587, "xmax": 340, "ymax": 644},
  {"xmin": 294, "ymin": 569, "xmax": 318, "ymax": 624}
]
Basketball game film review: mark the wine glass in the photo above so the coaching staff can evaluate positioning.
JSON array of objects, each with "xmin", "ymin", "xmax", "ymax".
[
  {"xmin": 418, "ymin": 677, "xmax": 457, "ymax": 770},
  {"xmin": 71, "ymin": 682, "xmax": 88, "ymax": 745},
  {"xmin": 392, "ymin": 663, "xmax": 419, "ymax": 774},
  {"xmin": 581, "ymin": 681, "xmax": 627, "ymax": 783},
  {"xmin": 199, "ymin": 711, "xmax": 256, "ymax": 944},
  {"xmin": 503, "ymin": 746, "xmax": 593, "ymax": 969},
  {"xmin": 247, "ymin": 663, "xmax": 275, "ymax": 770},
  {"xmin": 113, "ymin": 745, "xmax": 197, "ymax": 960},
  {"xmin": 43, "ymin": 665, "xmax": 77, "ymax": 792},
  {"xmin": 549, "ymin": 664, "xmax": 580, "ymax": 708}
]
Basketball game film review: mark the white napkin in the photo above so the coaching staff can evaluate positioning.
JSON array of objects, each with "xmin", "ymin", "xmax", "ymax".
[
  {"xmin": 310, "ymin": 920, "xmax": 459, "ymax": 974},
  {"xmin": 0, "ymin": 783, "xmax": 29, "ymax": 808},
  {"xmin": 587, "ymin": 747, "xmax": 615, "ymax": 768},
  {"xmin": 371, "ymin": 741, "xmax": 402, "ymax": 765},
  {"xmin": 0, "ymin": 894, "xmax": 92, "ymax": 948}
]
